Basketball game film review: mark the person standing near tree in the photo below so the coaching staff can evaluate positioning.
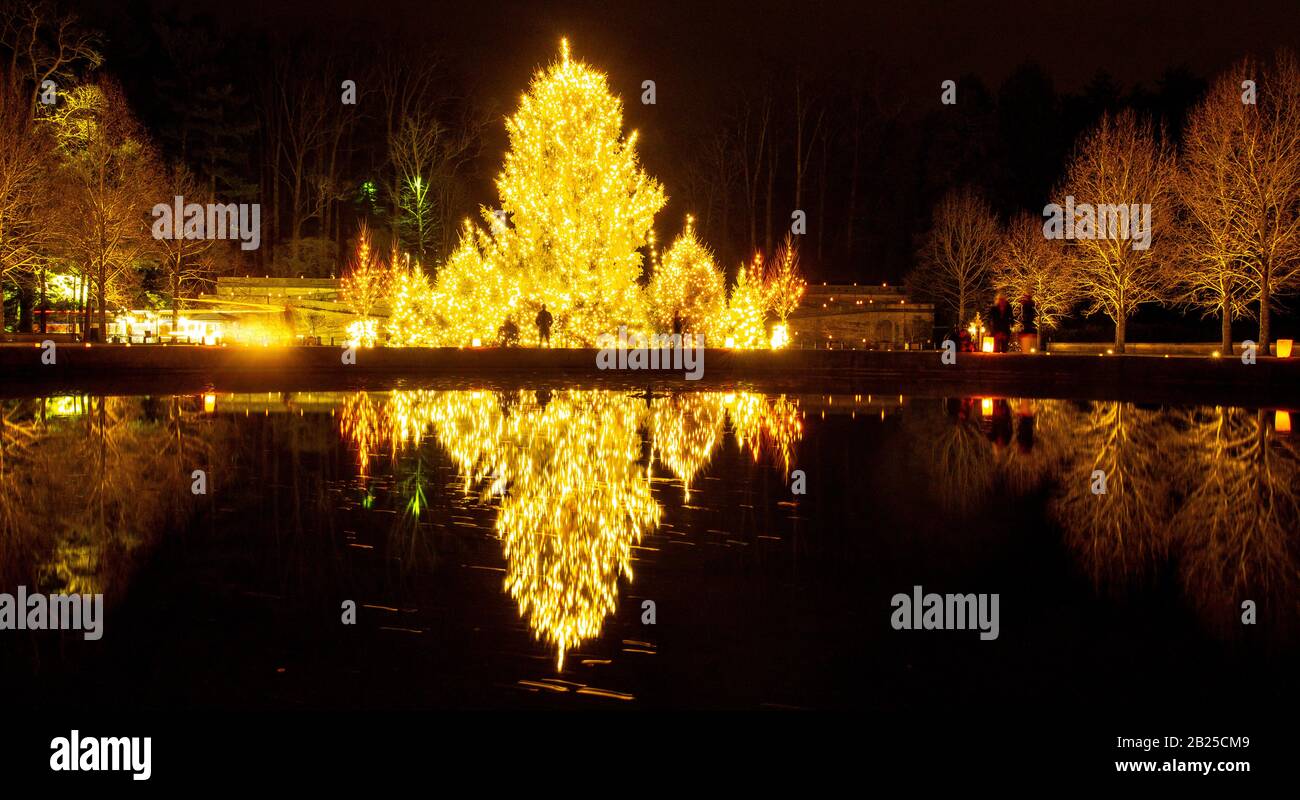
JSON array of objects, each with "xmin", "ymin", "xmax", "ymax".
[
  {"xmin": 1018, "ymin": 294, "xmax": 1038, "ymax": 353},
  {"xmin": 535, "ymin": 304, "xmax": 553, "ymax": 347},
  {"xmin": 988, "ymin": 293, "xmax": 1013, "ymax": 353}
]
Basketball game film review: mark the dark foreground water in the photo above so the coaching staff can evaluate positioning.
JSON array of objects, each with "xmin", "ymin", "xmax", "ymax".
[{"xmin": 1, "ymin": 387, "xmax": 1297, "ymax": 713}]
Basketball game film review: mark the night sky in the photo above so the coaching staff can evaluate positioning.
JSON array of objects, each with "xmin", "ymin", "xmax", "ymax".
[{"xmin": 61, "ymin": 0, "xmax": 1300, "ymax": 303}]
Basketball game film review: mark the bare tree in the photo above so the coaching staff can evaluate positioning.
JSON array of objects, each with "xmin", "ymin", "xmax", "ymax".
[
  {"xmin": 273, "ymin": 53, "xmax": 330, "ymax": 266},
  {"xmin": 908, "ymin": 186, "xmax": 1000, "ymax": 327},
  {"xmin": 372, "ymin": 51, "xmax": 484, "ymax": 268},
  {"xmin": 993, "ymin": 211, "xmax": 1082, "ymax": 337},
  {"xmin": 0, "ymin": 66, "xmax": 50, "ymax": 332},
  {"xmin": 45, "ymin": 78, "xmax": 159, "ymax": 338},
  {"xmin": 792, "ymin": 74, "xmax": 824, "ymax": 214},
  {"xmin": 1168, "ymin": 68, "xmax": 1256, "ymax": 353},
  {"xmin": 1235, "ymin": 51, "xmax": 1300, "ymax": 352},
  {"xmin": 0, "ymin": 0, "xmax": 102, "ymax": 113},
  {"xmin": 1057, "ymin": 110, "xmax": 1175, "ymax": 352},
  {"xmin": 154, "ymin": 163, "xmax": 220, "ymax": 327},
  {"xmin": 735, "ymin": 95, "xmax": 771, "ymax": 256}
]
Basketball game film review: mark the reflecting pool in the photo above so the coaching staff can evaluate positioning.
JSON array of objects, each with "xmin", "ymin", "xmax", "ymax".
[{"xmin": 2, "ymin": 389, "xmax": 1297, "ymax": 711}]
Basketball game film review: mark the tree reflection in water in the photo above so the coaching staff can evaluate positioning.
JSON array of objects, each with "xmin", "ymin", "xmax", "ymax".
[
  {"xmin": 910, "ymin": 396, "xmax": 1300, "ymax": 638},
  {"xmin": 338, "ymin": 389, "xmax": 801, "ymax": 669},
  {"xmin": 3, "ymin": 389, "xmax": 1294, "ymax": 674},
  {"xmin": 0, "ymin": 395, "xmax": 230, "ymax": 598}
]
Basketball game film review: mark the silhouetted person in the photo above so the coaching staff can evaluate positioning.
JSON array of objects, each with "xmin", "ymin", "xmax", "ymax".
[
  {"xmin": 1018, "ymin": 294, "xmax": 1038, "ymax": 353},
  {"xmin": 535, "ymin": 304, "xmax": 552, "ymax": 347},
  {"xmin": 498, "ymin": 318, "xmax": 520, "ymax": 347},
  {"xmin": 987, "ymin": 399, "xmax": 1012, "ymax": 448},
  {"xmin": 987, "ymin": 294, "xmax": 1013, "ymax": 353}
]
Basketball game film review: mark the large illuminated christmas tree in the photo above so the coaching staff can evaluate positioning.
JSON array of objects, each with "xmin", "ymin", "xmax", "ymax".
[{"xmin": 495, "ymin": 39, "xmax": 666, "ymax": 344}]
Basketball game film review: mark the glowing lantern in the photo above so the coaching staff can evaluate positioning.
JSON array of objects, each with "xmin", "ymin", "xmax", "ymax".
[
  {"xmin": 1277, "ymin": 410, "xmax": 1292, "ymax": 434},
  {"xmin": 980, "ymin": 398, "xmax": 993, "ymax": 415},
  {"xmin": 770, "ymin": 323, "xmax": 789, "ymax": 349},
  {"xmin": 725, "ymin": 336, "xmax": 736, "ymax": 348},
  {"xmin": 471, "ymin": 337, "xmax": 482, "ymax": 348},
  {"xmin": 203, "ymin": 393, "xmax": 216, "ymax": 414},
  {"xmin": 1277, "ymin": 339, "xmax": 1293, "ymax": 358},
  {"xmin": 981, "ymin": 337, "xmax": 995, "ymax": 353}
]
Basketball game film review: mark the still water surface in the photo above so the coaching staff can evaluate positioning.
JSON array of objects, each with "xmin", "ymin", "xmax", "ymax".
[{"xmin": 2, "ymin": 388, "xmax": 1297, "ymax": 711}]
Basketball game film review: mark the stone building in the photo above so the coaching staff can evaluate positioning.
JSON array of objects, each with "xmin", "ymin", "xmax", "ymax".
[{"xmin": 787, "ymin": 284, "xmax": 935, "ymax": 349}]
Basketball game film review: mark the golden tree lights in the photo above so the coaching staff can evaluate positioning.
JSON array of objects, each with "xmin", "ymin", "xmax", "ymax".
[
  {"xmin": 428, "ymin": 221, "xmax": 521, "ymax": 346},
  {"xmin": 384, "ymin": 253, "xmax": 437, "ymax": 347},
  {"xmin": 375, "ymin": 39, "xmax": 805, "ymax": 349},
  {"xmin": 647, "ymin": 393, "xmax": 727, "ymax": 499},
  {"xmin": 494, "ymin": 39, "xmax": 666, "ymax": 344},
  {"xmin": 646, "ymin": 216, "xmax": 728, "ymax": 338},
  {"xmin": 340, "ymin": 221, "xmax": 387, "ymax": 319},
  {"xmin": 764, "ymin": 234, "xmax": 807, "ymax": 325},
  {"xmin": 727, "ymin": 254, "xmax": 770, "ymax": 348},
  {"xmin": 336, "ymin": 388, "xmax": 805, "ymax": 668}
]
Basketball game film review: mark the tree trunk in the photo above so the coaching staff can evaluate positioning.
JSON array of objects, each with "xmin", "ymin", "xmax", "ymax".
[
  {"xmin": 764, "ymin": 140, "xmax": 776, "ymax": 255},
  {"xmin": 18, "ymin": 278, "xmax": 33, "ymax": 332},
  {"xmin": 816, "ymin": 134, "xmax": 828, "ymax": 265},
  {"xmin": 1220, "ymin": 299, "xmax": 1232, "ymax": 354},
  {"xmin": 1259, "ymin": 272, "xmax": 1271, "ymax": 354},
  {"xmin": 845, "ymin": 104, "xmax": 861, "ymax": 264},
  {"xmin": 1114, "ymin": 315, "xmax": 1126, "ymax": 353},
  {"xmin": 81, "ymin": 274, "xmax": 90, "ymax": 338},
  {"xmin": 97, "ymin": 269, "xmax": 107, "ymax": 341},
  {"xmin": 39, "ymin": 265, "xmax": 47, "ymax": 334}
]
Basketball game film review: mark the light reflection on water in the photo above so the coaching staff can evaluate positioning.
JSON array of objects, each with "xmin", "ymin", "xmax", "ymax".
[
  {"xmin": 338, "ymin": 389, "xmax": 802, "ymax": 667},
  {"xmin": 1, "ymin": 389, "xmax": 1298, "ymax": 704}
]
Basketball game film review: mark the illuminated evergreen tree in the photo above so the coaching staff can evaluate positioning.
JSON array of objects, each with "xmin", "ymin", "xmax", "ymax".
[
  {"xmin": 646, "ymin": 215, "xmax": 727, "ymax": 337},
  {"xmin": 384, "ymin": 251, "xmax": 436, "ymax": 346},
  {"xmin": 429, "ymin": 218, "xmax": 521, "ymax": 345},
  {"xmin": 726, "ymin": 254, "xmax": 769, "ymax": 348},
  {"xmin": 340, "ymin": 220, "xmax": 388, "ymax": 318},
  {"xmin": 764, "ymin": 233, "xmax": 807, "ymax": 323},
  {"xmin": 495, "ymin": 39, "xmax": 666, "ymax": 344}
]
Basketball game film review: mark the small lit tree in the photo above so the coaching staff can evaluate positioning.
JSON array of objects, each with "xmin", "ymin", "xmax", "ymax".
[
  {"xmin": 646, "ymin": 215, "xmax": 727, "ymax": 337},
  {"xmin": 726, "ymin": 254, "xmax": 769, "ymax": 348},
  {"xmin": 429, "ymin": 217, "xmax": 520, "ymax": 345},
  {"xmin": 384, "ymin": 250, "xmax": 436, "ymax": 346},
  {"xmin": 764, "ymin": 233, "xmax": 807, "ymax": 323},
  {"xmin": 341, "ymin": 220, "xmax": 389, "ymax": 318}
]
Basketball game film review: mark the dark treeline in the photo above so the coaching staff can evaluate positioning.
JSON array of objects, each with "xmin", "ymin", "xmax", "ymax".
[
  {"xmin": 4, "ymin": 0, "xmax": 1296, "ymax": 339},
  {"xmin": 69, "ymin": 0, "xmax": 1217, "ymax": 284},
  {"xmin": 83, "ymin": 3, "xmax": 1216, "ymax": 284},
  {"xmin": 94, "ymin": 3, "xmax": 493, "ymax": 277}
]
